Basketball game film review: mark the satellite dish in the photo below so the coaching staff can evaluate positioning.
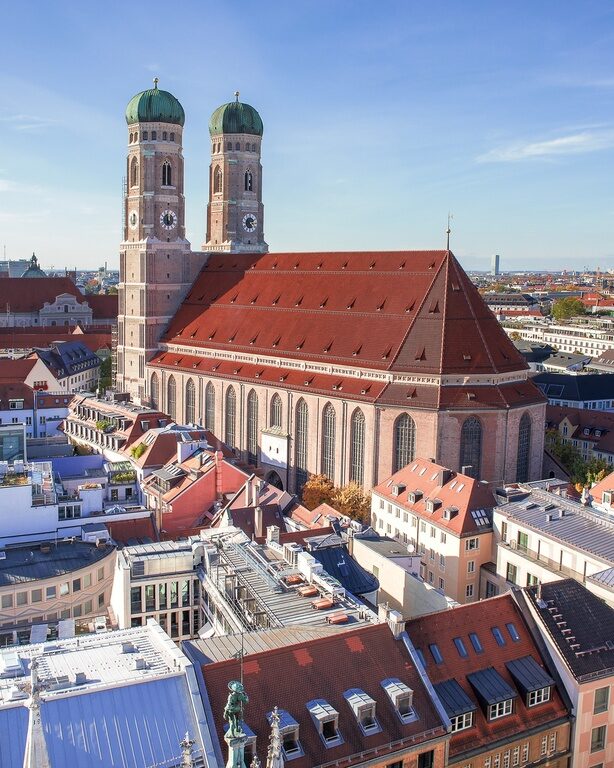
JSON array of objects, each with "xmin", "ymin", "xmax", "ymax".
[{"xmin": 407, "ymin": 543, "xmax": 415, "ymax": 554}]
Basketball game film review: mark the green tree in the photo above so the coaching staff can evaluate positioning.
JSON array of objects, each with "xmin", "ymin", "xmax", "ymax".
[
  {"xmin": 98, "ymin": 357, "xmax": 112, "ymax": 392},
  {"xmin": 551, "ymin": 297, "xmax": 585, "ymax": 321}
]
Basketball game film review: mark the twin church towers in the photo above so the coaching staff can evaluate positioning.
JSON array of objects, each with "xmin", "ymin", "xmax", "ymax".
[{"xmin": 116, "ymin": 81, "xmax": 267, "ymax": 400}]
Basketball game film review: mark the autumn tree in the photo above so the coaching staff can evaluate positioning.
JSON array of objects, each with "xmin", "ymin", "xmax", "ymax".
[
  {"xmin": 332, "ymin": 482, "xmax": 372, "ymax": 524},
  {"xmin": 301, "ymin": 474, "xmax": 335, "ymax": 510}
]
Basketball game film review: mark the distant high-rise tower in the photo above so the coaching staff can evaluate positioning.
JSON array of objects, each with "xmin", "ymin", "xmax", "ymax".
[{"xmin": 491, "ymin": 253, "xmax": 500, "ymax": 276}]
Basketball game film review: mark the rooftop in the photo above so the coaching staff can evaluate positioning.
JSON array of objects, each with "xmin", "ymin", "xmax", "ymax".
[
  {"xmin": 0, "ymin": 540, "xmax": 115, "ymax": 586},
  {"xmin": 525, "ymin": 580, "xmax": 614, "ymax": 682},
  {"xmin": 535, "ymin": 371, "xmax": 614, "ymax": 401}
]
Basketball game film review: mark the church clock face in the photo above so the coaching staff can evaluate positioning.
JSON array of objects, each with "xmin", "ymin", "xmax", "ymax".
[
  {"xmin": 160, "ymin": 209, "xmax": 178, "ymax": 230},
  {"xmin": 242, "ymin": 213, "xmax": 257, "ymax": 233},
  {"xmin": 128, "ymin": 210, "xmax": 138, "ymax": 230}
]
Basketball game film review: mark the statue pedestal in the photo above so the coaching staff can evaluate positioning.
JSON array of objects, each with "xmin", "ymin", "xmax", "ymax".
[{"xmin": 224, "ymin": 731, "xmax": 248, "ymax": 768}]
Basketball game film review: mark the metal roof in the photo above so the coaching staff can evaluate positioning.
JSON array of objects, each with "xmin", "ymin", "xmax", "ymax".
[
  {"xmin": 498, "ymin": 487, "xmax": 614, "ymax": 563},
  {"xmin": 505, "ymin": 655, "xmax": 554, "ymax": 694},
  {"xmin": 588, "ymin": 566, "xmax": 614, "ymax": 589},
  {"xmin": 467, "ymin": 667, "xmax": 517, "ymax": 706},
  {"xmin": 0, "ymin": 541, "xmax": 114, "ymax": 586},
  {"xmin": 433, "ymin": 679, "xmax": 477, "ymax": 718}
]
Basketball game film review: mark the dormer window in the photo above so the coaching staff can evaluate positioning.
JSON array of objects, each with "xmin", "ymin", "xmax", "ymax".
[
  {"xmin": 527, "ymin": 687, "xmax": 551, "ymax": 706},
  {"xmin": 425, "ymin": 498, "xmax": 441, "ymax": 513},
  {"xmin": 488, "ymin": 700, "xmax": 513, "ymax": 720},
  {"xmin": 381, "ymin": 678, "xmax": 417, "ymax": 724},
  {"xmin": 506, "ymin": 655, "xmax": 554, "ymax": 710},
  {"xmin": 408, "ymin": 489, "xmax": 423, "ymax": 503},
  {"xmin": 268, "ymin": 710, "xmax": 303, "ymax": 760},
  {"xmin": 344, "ymin": 689, "xmax": 381, "ymax": 735},
  {"xmin": 307, "ymin": 700, "xmax": 343, "ymax": 748}
]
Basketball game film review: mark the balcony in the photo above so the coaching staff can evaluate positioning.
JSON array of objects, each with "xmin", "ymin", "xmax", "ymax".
[{"xmin": 501, "ymin": 541, "xmax": 585, "ymax": 582}]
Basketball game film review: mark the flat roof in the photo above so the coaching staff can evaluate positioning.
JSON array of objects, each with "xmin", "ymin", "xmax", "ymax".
[{"xmin": 0, "ymin": 540, "xmax": 115, "ymax": 586}]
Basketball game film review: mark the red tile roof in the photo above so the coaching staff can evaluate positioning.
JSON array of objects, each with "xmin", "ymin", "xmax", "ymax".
[
  {"xmin": 0, "ymin": 382, "xmax": 34, "ymax": 410},
  {"xmin": 0, "ymin": 329, "xmax": 112, "ymax": 353},
  {"xmin": 163, "ymin": 251, "xmax": 529, "ymax": 376},
  {"xmin": 588, "ymin": 470, "xmax": 614, "ymax": 505},
  {"xmin": 86, "ymin": 293, "xmax": 118, "ymax": 319},
  {"xmin": 105, "ymin": 516, "xmax": 157, "ymax": 543},
  {"xmin": 406, "ymin": 594, "xmax": 569, "ymax": 758},
  {"xmin": 0, "ymin": 358, "xmax": 37, "ymax": 382},
  {"xmin": 0, "ymin": 277, "xmax": 83, "ymax": 312},
  {"xmin": 200, "ymin": 623, "xmax": 446, "ymax": 767},
  {"xmin": 374, "ymin": 458, "xmax": 496, "ymax": 535}
]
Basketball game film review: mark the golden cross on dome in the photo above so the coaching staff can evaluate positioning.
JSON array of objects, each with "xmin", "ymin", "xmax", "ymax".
[
  {"xmin": 234, "ymin": 90, "xmax": 240, "ymax": 102},
  {"xmin": 153, "ymin": 77, "xmax": 159, "ymax": 89}
]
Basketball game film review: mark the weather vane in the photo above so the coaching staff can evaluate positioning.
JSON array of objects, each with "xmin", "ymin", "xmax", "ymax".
[{"xmin": 446, "ymin": 212, "xmax": 453, "ymax": 251}]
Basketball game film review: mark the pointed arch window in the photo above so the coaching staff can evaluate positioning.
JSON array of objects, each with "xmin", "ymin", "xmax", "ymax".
[
  {"xmin": 150, "ymin": 372, "xmax": 159, "ymax": 409},
  {"xmin": 167, "ymin": 375, "xmax": 176, "ymax": 422},
  {"xmin": 460, "ymin": 416, "xmax": 482, "ymax": 479},
  {"xmin": 321, "ymin": 403, "xmax": 336, "ymax": 479},
  {"xmin": 205, "ymin": 382, "xmax": 216, "ymax": 432},
  {"xmin": 225, "ymin": 386, "xmax": 236, "ymax": 448},
  {"xmin": 244, "ymin": 170, "xmax": 253, "ymax": 191},
  {"xmin": 295, "ymin": 399, "xmax": 309, "ymax": 494},
  {"xmin": 214, "ymin": 166, "xmax": 223, "ymax": 194},
  {"xmin": 185, "ymin": 378, "xmax": 196, "ymax": 424},
  {"xmin": 270, "ymin": 393, "xmax": 282, "ymax": 430},
  {"xmin": 350, "ymin": 408, "xmax": 366, "ymax": 485},
  {"xmin": 162, "ymin": 161, "xmax": 172, "ymax": 187},
  {"xmin": 516, "ymin": 413, "xmax": 532, "ymax": 483},
  {"xmin": 130, "ymin": 157, "xmax": 138, "ymax": 187},
  {"xmin": 393, "ymin": 414, "xmax": 416, "ymax": 473},
  {"xmin": 247, "ymin": 389, "xmax": 259, "ymax": 465}
]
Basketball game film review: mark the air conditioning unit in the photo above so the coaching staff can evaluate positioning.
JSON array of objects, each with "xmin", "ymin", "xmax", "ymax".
[{"xmin": 510, "ymin": 539, "xmax": 517, "ymax": 549}]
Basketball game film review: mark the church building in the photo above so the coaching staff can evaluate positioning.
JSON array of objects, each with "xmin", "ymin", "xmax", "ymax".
[{"xmin": 116, "ymin": 82, "xmax": 546, "ymax": 493}]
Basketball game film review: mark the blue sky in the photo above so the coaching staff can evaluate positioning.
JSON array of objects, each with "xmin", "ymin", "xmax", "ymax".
[{"xmin": 2, "ymin": 0, "xmax": 614, "ymax": 271}]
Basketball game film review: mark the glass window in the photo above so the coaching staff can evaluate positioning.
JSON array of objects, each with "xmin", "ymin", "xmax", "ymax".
[
  {"xmin": 130, "ymin": 586, "xmax": 142, "ymax": 613},
  {"xmin": 247, "ymin": 389, "xmax": 259, "ymax": 466},
  {"xmin": 83, "ymin": 573, "xmax": 92, "ymax": 589},
  {"xmin": 225, "ymin": 386, "xmax": 236, "ymax": 448},
  {"xmin": 46, "ymin": 586, "xmax": 56, "ymax": 599},
  {"xmin": 590, "ymin": 725, "xmax": 606, "ymax": 753},
  {"xmin": 159, "ymin": 583, "xmax": 167, "ymax": 610},
  {"xmin": 506, "ymin": 562, "xmax": 518, "ymax": 585},
  {"xmin": 205, "ymin": 382, "xmax": 215, "ymax": 431},
  {"xmin": 31, "ymin": 589, "xmax": 42, "ymax": 603},
  {"xmin": 270, "ymin": 394, "xmax": 282, "ymax": 429},
  {"xmin": 145, "ymin": 585, "xmax": 156, "ymax": 612},
  {"xmin": 98, "ymin": 566, "xmax": 104, "ymax": 581},
  {"xmin": 492, "ymin": 627, "xmax": 506, "ymax": 646},
  {"xmin": 320, "ymin": 403, "xmax": 336, "ymax": 479},
  {"xmin": 489, "ymin": 699, "xmax": 513, "ymax": 720},
  {"xmin": 60, "ymin": 582, "xmax": 69, "ymax": 596},
  {"xmin": 349, "ymin": 408, "xmax": 365, "ymax": 485},
  {"xmin": 516, "ymin": 413, "xmax": 532, "ymax": 482},
  {"xmin": 466, "ymin": 584, "xmax": 474, "ymax": 598},
  {"xmin": 167, "ymin": 376, "xmax": 177, "ymax": 421},
  {"xmin": 429, "ymin": 643, "xmax": 443, "ymax": 664},
  {"xmin": 185, "ymin": 378, "xmax": 196, "ymax": 423},
  {"xmin": 170, "ymin": 581, "xmax": 179, "ymax": 609},
  {"xmin": 460, "ymin": 416, "xmax": 482, "ymax": 479},
  {"xmin": 450, "ymin": 712, "xmax": 473, "ymax": 732},
  {"xmin": 393, "ymin": 414, "xmax": 416, "ymax": 472},
  {"xmin": 469, "ymin": 633, "xmax": 483, "ymax": 653},
  {"xmin": 506, "ymin": 622, "xmax": 521, "ymax": 642},
  {"xmin": 454, "ymin": 637, "xmax": 468, "ymax": 658},
  {"xmin": 150, "ymin": 373, "xmax": 160, "ymax": 409},
  {"xmin": 594, "ymin": 687, "xmax": 609, "ymax": 714},
  {"xmin": 295, "ymin": 399, "xmax": 309, "ymax": 493},
  {"xmin": 528, "ymin": 687, "xmax": 550, "ymax": 707},
  {"xmin": 181, "ymin": 580, "xmax": 190, "ymax": 607},
  {"xmin": 73, "ymin": 578, "xmax": 81, "ymax": 593}
]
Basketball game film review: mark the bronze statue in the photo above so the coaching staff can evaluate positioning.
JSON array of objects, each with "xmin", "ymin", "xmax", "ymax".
[{"xmin": 223, "ymin": 680, "xmax": 249, "ymax": 739}]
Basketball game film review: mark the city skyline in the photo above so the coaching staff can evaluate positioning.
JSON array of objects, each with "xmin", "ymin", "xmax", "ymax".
[{"xmin": 2, "ymin": 1, "xmax": 614, "ymax": 271}]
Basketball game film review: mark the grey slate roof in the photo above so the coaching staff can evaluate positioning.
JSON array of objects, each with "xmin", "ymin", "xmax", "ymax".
[
  {"xmin": 498, "ymin": 487, "xmax": 614, "ymax": 564},
  {"xmin": 0, "ymin": 540, "xmax": 114, "ymax": 586},
  {"xmin": 534, "ymin": 372, "xmax": 614, "ymax": 402}
]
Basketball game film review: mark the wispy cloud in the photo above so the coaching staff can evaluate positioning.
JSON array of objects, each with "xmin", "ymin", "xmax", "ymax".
[
  {"xmin": 0, "ymin": 113, "xmax": 57, "ymax": 132},
  {"xmin": 477, "ymin": 130, "xmax": 614, "ymax": 163}
]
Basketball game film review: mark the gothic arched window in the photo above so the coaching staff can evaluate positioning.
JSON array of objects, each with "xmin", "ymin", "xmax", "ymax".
[
  {"xmin": 226, "ymin": 141, "xmax": 232, "ymax": 151},
  {"xmin": 321, "ymin": 403, "xmax": 336, "ymax": 479},
  {"xmin": 162, "ymin": 131, "xmax": 167, "ymax": 141},
  {"xmin": 247, "ymin": 389, "xmax": 259, "ymax": 465},
  {"xmin": 205, "ymin": 382, "xmax": 215, "ymax": 432},
  {"xmin": 170, "ymin": 132, "xmax": 175, "ymax": 142},
  {"xmin": 167, "ymin": 376, "xmax": 176, "ymax": 421},
  {"xmin": 270, "ymin": 393, "xmax": 282, "ymax": 429},
  {"xmin": 162, "ymin": 161, "xmax": 172, "ymax": 187},
  {"xmin": 225, "ymin": 386, "xmax": 236, "ymax": 448},
  {"xmin": 393, "ymin": 414, "xmax": 416, "ymax": 473},
  {"xmin": 130, "ymin": 157, "xmax": 138, "ymax": 187},
  {"xmin": 295, "ymin": 399, "xmax": 309, "ymax": 493},
  {"xmin": 460, "ymin": 416, "xmax": 482, "ymax": 479},
  {"xmin": 185, "ymin": 378, "xmax": 196, "ymax": 424},
  {"xmin": 214, "ymin": 166, "xmax": 223, "ymax": 194},
  {"xmin": 349, "ymin": 408, "xmax": 366, "ymax": 485},
  {"xmin": 244, "ymin": 170, "xmax": 253, "ymax": 191},
  {"xmin": 150, "ymin": 372, "xmax": 159, "ymax": 409},
  {"xmin": 251, "ymin": 143, "xmax": 256, "ymax": 152},
  {"xmin": 516, "ymin": 413, "xmax": 532, "ymax": 483},
  {"xmin": 235, "ymin": 141, "xmax": 240, "ymax": 150}
]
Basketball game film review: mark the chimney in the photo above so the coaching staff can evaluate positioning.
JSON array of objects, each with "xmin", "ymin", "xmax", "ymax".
[
  {"xmin": 461, "ymin": 465, "xmax": 473, "ymax": 476},
  {"xmin": 437, "ymin": 468, "xmax": 452, "ymax": 486},
  {"xmin": 378, "ymin": 602, "xmax": 389, "ymax": 623},
  {"xmin": 254, "ymin": 505, "xmax": 263, "ymax": 537},
  {"xmin": 266, "ymin": 525, "xmax": 280, "ymax": 544},
  {"xmin": 387, "ymin": 610, "xmax": 405, "ymax": 640}
]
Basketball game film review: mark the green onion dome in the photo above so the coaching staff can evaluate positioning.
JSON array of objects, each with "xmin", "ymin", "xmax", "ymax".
[
  {"xmin": 209, "ymin": 93, "xmax": 263, "ymax": 136},
  {"xmin": 125, "ymin": 79, "xmax": 185, "ymax": 126}
]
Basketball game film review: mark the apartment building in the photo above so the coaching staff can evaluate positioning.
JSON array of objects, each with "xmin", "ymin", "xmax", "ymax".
[
  {"xmin": 546, "ymin": 406, "xmax": 614, "ymax": 465},
  {"xmin": 503, "ymin": 318, "xmax": 614, "ymax": 358},
  {"xmin": 0, "ymin": 383, "xmax": 71, "ymax": 439},
  {"xmin": 534, "ymin": 373, "xmax": 614, "ymax": 412},
  {"xmin": 371, "ymin": 459, "xmax": 496, "ymax": 603},
  {"xmin": 522, "ymin": 581, "xmax": 614, "ymax": 768}
]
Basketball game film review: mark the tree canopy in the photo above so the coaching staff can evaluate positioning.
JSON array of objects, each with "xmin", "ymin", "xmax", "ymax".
[{"xmin": 551, "ymin": 297, "xmax": 585, "ymax": 321}]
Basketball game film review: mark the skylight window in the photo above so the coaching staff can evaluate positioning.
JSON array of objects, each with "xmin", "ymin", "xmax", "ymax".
[
  {"xmin": 506, "ymin": 623, "xmax": 521, "ymax": 642},
  {"xmin": 491, "ymin": 627, "xmax": 506, "ymax": 646},
  {"xmin": 429, "ymin": 643, "xmax": 443, "ymax": 664},
  {"xmin": 454, "ymin": 638, "xmax": 468, "ymax": 658},
  {"xmin": 469, "ymin": 633, "xmax": 483, "ymax": 653}
]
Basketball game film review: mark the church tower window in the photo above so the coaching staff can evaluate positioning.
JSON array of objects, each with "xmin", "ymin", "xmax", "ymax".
[
  {"xmin": 460, "ymin": 417, "xmax": 482, "ymax": 479},
  {"xmin": 516, "ymin": 413, "xmax": 532, "ymax": 483},
  {"xmin": 295, "ymin": 399, "xmax": 309, "ymax": 494},
  {"xmin": 162, "ymin": 161, "xmax": 172, "ymax": 187},
  {"xmin": 350, "ymin": 408, "xmax": 366, "ymax": 485},
  {"xmin": 214, "ymin": 166, "xmax": 223, "ymax": 194},
  {"xmin": 225, "ymin": 386, "xmax": 237, "ymax": 448},
  {"xmin": 167, "ymin": 376, "xmax": 177, "ymax": 422},
  {"xmin": 393, "ymin": 414, "xmax": 416, "ymax": 473},
  {"xmin": 150, "ymin": 373, "xmax": 159, "ymax": 409},
  {"xmin": 244, "ymin": 170, "xmax": 253, "ymax": 192},
  {"xmin": 185, "ymin": 378, "xmax": 196, "ymax": 424},
  {"xmin": 321, "ymin": 403, "xmax": 336, "ymax": 479},
  {"xmin": 130, "ymin": 157, "xmax": 138, "ymax": 187},
  {"xmin": 247, "ymin": 389, "xmax": 259, "ymax": 465},
  {"xmin": 270, "ymin": 394, "xmax": 282, "ymax": 429},
  {"xmin": 205, "ymin": 382, "xmax": 216, "ymax": 432},
  {"xmin": 235, "ymin": 142, "xmax": 240, "ymax": 150}
]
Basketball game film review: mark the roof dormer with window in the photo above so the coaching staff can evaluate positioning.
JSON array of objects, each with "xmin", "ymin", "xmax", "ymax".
[
  {"xmin": 343, "ymin": 689, "xmax": 381, "ymax": 736},
  {"xmin": 267, "ymin": 709, "xmax": 303, "ymax": 760},
  {"xmin": 306, "ymin": 699, "xmax": 343, "ymax": 748},
  {"xmin": 381, "ymin": 678, "xmax": 418, "ymax": 724}
]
